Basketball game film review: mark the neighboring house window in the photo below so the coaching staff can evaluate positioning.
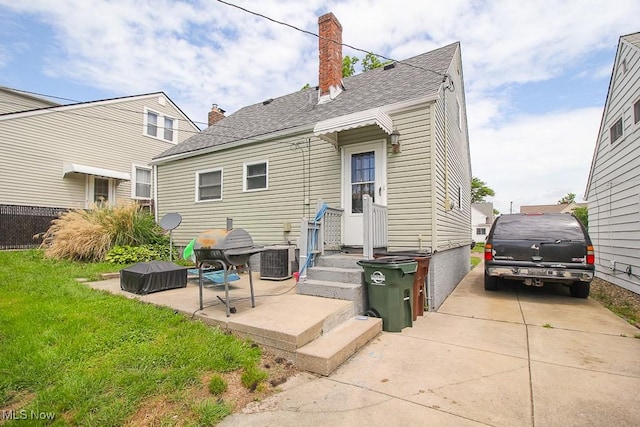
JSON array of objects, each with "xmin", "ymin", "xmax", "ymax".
[
  {"xmin": 610, "ymin": 118, "xmax": 623, "ymax": 143},
  {"xmin": 144, "ymin": 108, "xmax": 176, "ymax": 142},
  {"xmin": 477, "ymin": 228, "xmax": 486, "ymax": 235},
  {"xmin": 147, "ymin": 111, "xmax": 158, "ymax": 137},
  {"xmin": 634, "ymin": 99, "xmax": 640, "ymax": 125},
  {"xmin": 164, "ymin": 117, "xmax": 174, "ymax": 141},
  {"xmin": 243, "ymin": 160, "xmax": 268, "ymax": 192},
  {"xmin": 457, "ymin": 184, "xmax": 462, "ymax": 209},
  {"xmin": 196, "ymin": 168, "xmax": 223, "ymax": 201},
  {"xmin": 132, "ymin": 165, "xmax": 152, "ymax": 199},
  {"xmin": 456, "ymin": 99, "xmax": 462, "ymax": 130}
]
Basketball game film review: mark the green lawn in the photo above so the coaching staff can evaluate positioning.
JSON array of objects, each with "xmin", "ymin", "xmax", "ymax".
[
  {"xmin": 0, "ymin": 250, "xmax": 261, "ymax": 426},
  {"xmin": 471, "ymin": 243, "xmax": 484, "ymax": 268}
]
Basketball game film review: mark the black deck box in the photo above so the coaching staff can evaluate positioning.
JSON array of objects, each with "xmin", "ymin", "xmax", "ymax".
[{"xmin": 120, "ymin": 261, "xmax": 187, "ymax": 295}]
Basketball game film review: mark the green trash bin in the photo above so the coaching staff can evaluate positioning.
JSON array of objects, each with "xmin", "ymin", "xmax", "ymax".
[{"xmin": 358, "ymin": 256, "xmax": 417, "ymax": 332}]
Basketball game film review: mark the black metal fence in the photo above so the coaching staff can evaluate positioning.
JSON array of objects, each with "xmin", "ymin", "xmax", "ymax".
[{"xmin": 0, "ymin": 205, "xmax": 68, "ymax": 250}]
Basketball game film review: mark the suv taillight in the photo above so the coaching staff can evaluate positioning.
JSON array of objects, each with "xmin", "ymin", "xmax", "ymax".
[
  {"xmin": 586, "ymin": 245, "xmax": 595, "ymax": 264},
  {"xmin": 484, "ymin": 243, "xmax": 493, "ymax": 261}
]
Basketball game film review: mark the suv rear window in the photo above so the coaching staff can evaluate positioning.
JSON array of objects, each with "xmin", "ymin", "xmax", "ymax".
[{"xmin": 493, "ymin": 214, "xmax": 585, "ymax": 240}]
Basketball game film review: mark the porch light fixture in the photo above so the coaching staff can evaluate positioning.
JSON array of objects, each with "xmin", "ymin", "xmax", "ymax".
[{"xmin": 389, "ymin": 129, "xmax": 401, "ymax": 153}]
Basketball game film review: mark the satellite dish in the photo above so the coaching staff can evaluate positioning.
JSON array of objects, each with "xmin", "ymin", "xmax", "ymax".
[
  {"xmin": 160, "ymin": 212, "xmax": 182, "ymax": 231},
  {"xmin": 159, "ymin": 213, "xmax": 182, "ymax": 262}
]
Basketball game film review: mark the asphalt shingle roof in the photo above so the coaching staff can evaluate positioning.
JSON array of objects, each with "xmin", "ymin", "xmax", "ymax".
[{"xmin": 155, "ymin": 42, "xmax": 459, "ymax": 160}]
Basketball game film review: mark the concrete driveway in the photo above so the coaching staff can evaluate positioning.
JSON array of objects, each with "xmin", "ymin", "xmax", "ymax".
[{"xmin": 221, "ymin": 262, "xmax": 640, "ymax": 427}]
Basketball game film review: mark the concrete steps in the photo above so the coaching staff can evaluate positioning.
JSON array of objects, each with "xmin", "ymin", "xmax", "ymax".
[
  {"xmin": 216, "ymin": 293, "xmax": 380, "ymax": 375},
  {"xmin": 298, "ymin": 254, "xmax": 367, "ymax": 315},
  {"xmin": 296, "ymin": 316, "xmax": 382, "ymax": 376}
]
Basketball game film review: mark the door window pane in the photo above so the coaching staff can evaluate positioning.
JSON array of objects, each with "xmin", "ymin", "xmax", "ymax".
[{"xmin": 351, "ymin": 151, "xmax": 375, "ymax": 213}]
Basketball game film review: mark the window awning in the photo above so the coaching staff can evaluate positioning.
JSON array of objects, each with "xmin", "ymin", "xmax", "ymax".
[
  {"xmin": 63, "ymin": 163, "xmax": 130, "ymax": 181},
  {"xmin": 313, "ymin": 108, "xmax": 394, "ymax": 148}
]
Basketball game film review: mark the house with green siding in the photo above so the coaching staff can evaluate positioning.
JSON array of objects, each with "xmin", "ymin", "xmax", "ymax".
[{"xmin": 152, "ymin": 13, "xmax": 472, "ymax": 312}]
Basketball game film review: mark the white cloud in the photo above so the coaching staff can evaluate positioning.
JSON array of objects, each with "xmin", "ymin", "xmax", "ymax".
[{"xmin": 470, "ymin": 107, "xmax": 603, "ymax": 214}]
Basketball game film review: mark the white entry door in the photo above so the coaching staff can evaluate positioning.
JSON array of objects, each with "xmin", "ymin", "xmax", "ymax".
[{"xmin": 342, "ymin": 141, "xmax": 387, "ymax": 246}]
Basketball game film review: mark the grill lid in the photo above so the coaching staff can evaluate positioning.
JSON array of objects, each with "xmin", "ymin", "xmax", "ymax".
[{"xmin": 194, "ymin": 229, "xmax": 254, "ymax": 250}]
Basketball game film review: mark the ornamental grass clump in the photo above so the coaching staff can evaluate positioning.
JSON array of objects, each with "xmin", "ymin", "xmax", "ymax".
[{"xmin": 40, "ymin": 203, "xmax": 167, "ymax": 261}]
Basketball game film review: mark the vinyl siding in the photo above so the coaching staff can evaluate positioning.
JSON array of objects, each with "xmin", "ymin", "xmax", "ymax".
[
  {"xmin": 0, "ymin": 94, "xmax": 197, "ymax": 209},
  {"xmin": 586, "ymin": 37, "xmax": 640, "ymax": 294},
  {"xmin": 432, "ymin": 48, "xmax": 472, "ymax": 251},
  {"xmin": 156, "ymin": 132, "xmax": 342, "ymax": 247},
  {"xmin": 0, "ymin": 89, "xmax": 56, "ymax": 114},
  {"xmin": 157, "ymin": 108, "xmax": 437, "ymax": 250},
  {"xmin": 386, "ymin": 105, "xmax": 433, "ymax": 250}
]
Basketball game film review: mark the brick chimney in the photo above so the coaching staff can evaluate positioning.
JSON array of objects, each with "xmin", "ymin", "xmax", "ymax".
[
  {"xmin": 318, "ymin": 13, "xmax": 343, "ymax": 98},
  {"xmin": 208, "ymin": 104, "xmax": 225, "ymax": 126}
]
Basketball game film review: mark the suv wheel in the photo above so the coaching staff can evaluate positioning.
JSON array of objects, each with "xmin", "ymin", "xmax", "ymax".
[
  {"xmin": 484, "ymin": 272, "xmax": 498, "ymax": 291},
  {"xmin": 570, "ymin": 282, "xmax": 590, "ymax": 298}
]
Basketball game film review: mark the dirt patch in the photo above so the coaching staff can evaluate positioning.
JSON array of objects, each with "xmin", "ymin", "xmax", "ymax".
[
  {"xmin": 125, "ymin": 348, "xmax": 298, "ymax": 426},
  {"xmin": 590, "ymin": 277, "xmax": 640, "ymax": 329}
]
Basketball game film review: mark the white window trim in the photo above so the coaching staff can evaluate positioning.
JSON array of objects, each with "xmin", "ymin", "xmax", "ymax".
[
  {"xmin": 243, "ymin": 160, "xmax": 269, "ymax": 192},
  {"xmin": 131, "ymin": 164, "xmax": 152, "ymax": 200},
  {"xmin": 143, "ymin": 107, "xmax": 178, "ymax": 143},
  {"xmin": 633, "ymin": 98, "xmax": 640, "ymax": 126},
  {"xmin": 195, "ymin": 168, "xmax": 223, "ymax": 203}
]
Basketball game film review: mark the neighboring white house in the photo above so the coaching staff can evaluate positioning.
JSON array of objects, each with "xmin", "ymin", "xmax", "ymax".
[
  {"xmin": 0, "ymin": 89, "xmax": 199, "ymax": 248},
  {"xmin": 471, "ymin": 202, "xmax": 494, "ymax": 242},
  {"xmin": 585, "ymin": 32, "xmax": 640, "ymax": 296},
  {"xmin": 152, "ymin": 13, "xmax": 472, "ymax": 311}
]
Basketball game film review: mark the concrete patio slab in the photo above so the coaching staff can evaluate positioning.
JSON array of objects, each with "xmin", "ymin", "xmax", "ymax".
[
  {"xmin": 531, "ymin": 361, "xmax": 640, "ymax": 427},
  {"xmin": 404, "ymin": 312, "xmax": 529, "ymax": 359},
  {"xmin": 528, "ymin": 326, "xmax": 640, "ymax": 376},
  {"xmin": 221, "ymin": 373, "xmax": 487, "ymax": 427},
  {"xmin": 330, "ymin": 333, "xmax": 532, "ymax": 427}
]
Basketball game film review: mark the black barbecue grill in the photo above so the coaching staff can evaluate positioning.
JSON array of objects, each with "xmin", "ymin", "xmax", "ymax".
[{"xmin": 194, "ymin": 228, "xmax": 264, "ymax": 316}]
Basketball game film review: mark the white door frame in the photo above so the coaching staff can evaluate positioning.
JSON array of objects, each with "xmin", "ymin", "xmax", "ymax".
[{"xmin": 341, "ymin": 140, "xmax": 387, "ymax": 246}]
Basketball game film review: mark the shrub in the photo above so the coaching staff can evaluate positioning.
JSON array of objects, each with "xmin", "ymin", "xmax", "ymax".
[
  {"xmin": 208, "ymin": 375, "xmax": 228, "ymax": 395},
  {"xmin": 40, "ymin": 203, "xmax": 168, "ymax": 261},
  {"xmin": 105, "ymin": 244, "xmax": 177, "ymax": 264}
]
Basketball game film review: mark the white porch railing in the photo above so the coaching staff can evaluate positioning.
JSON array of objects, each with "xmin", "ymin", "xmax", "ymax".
[
  {"xmin": 363, "ymin": 194, "xmax": 388, "ymax": 259},
  {"xmin": 298, "ymin": 196, "xmax": 388, "ymax": 276}
]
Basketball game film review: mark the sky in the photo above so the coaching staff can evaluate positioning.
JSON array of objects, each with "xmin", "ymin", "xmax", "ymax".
[{"xmin": 1, "ymin": 0, "xmax": 639, "ymax": 214}]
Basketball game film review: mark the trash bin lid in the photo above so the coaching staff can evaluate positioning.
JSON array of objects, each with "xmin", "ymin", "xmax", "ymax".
[
  {"xmin": 358, "ymin": 256, "xmax": 417, "ymax": 273},
  {"xmin": 374, "ymin": 250, "xmax": 431, "ymax": 259}
]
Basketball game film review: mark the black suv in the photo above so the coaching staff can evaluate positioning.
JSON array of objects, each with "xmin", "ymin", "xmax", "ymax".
[{"xmin": 484, "ymin": 213, "xmax": 595, "ymax": 298}]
